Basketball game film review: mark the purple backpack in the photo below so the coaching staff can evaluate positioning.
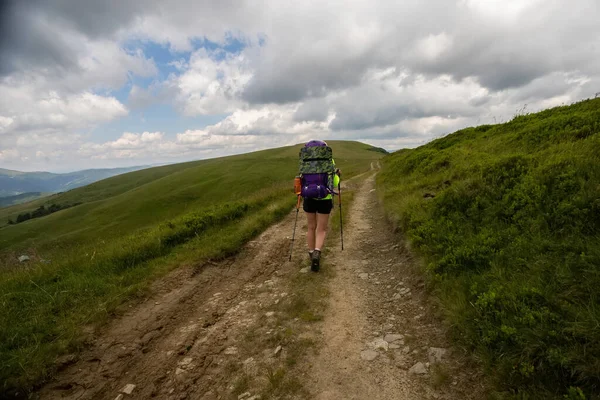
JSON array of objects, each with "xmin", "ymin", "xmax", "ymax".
[{"xmin": 298, "ymin": 140, "xmax": 336, "ymax": 199}]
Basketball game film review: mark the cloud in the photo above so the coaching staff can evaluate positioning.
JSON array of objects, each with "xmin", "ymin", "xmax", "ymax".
[
  {"xmin": 0, "ymin": 116, "xmax": 15, "ymax": 133},
  {"xmin": 0, "ymin": 86, "xmax": 128, "ymax": 137},
  {"xmin": 0, "ymin": 2, "xmax": 157, "ymax": 86},
  {"xmin": 1, "ymin": 0, "xmax": 600, "ymax": 172},
  {"xmin": 78, "ymin": 132, "xmax": 164, "ymax": 158},
  {"xmin": 128, "ymin": 47, "xmax": 252, "ymax": 114},
  {"xmin": 0, "ymin": 149, "xmax": 20, "ymax": 161},
  {"xmin": 327, "ymin": 70, "xmax": 486, "ymax": 131},
  {"xmin": 293, "ymin": 99, "xmax": 330, "ymax": 123},
  {"xmin": 175, "ymin": 48, "xmax": 252, "ymax": 115}
]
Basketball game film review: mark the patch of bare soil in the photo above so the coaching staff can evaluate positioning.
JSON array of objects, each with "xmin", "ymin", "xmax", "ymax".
[{"xmin": 35, "ymin": 171, "xmax": 488, "ymax": 400}]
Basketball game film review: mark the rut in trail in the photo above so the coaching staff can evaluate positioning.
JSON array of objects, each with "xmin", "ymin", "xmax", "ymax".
[
  {"xmin": 36, "ymin": 172, "xmax": 486, "ymax": 400},
  {"xmin": 37, "ymin": 210, "xmax": 302, "ymax": 400}
]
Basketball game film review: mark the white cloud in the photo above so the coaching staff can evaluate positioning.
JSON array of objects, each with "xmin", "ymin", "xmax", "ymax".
[
  {"xmin": 0, "ymin": 85, "xmax": 128, "ymax": 136},
  {"xmin": 0, "ymin": 149, "xmax": 20, "ymax": 161},
  {"xmin": 175, "ymin": 48, "xmax": 253, "ymax": 115},
  {"xmin": 413, "ymin": 33, "xmax": 454, "ymax": 62},
  {"xmin": 0, "ymin": 116, "xmax": 15, "ymax": 133},
  {"xmin": 78, "ymin": 131, "xmax": 164, "ymax": 157}
]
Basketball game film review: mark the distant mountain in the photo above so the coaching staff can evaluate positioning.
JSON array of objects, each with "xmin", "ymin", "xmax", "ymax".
[{"xmin": 0, "ymin": 166, "xmax": 149, "ymax": 198}]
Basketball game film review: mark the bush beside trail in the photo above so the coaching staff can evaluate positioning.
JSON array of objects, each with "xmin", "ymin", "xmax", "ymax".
[{"xmin": 378, "ymin": 98, "xmax": 600, "ymax": 399}]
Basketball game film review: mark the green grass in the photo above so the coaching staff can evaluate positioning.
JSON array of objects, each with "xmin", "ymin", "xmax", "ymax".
[
  {"xmin": 378, "ymin": 98, "xmax": 600, "ymax": 399},
  {"xmin": 0, "ymin": 141, "xmax": 383, "ymax": 395}
]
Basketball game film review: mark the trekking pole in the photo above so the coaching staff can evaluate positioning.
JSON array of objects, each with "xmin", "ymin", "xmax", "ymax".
[
  {"xmin": 289, "ymin": 195, "xmax": 301, "ymax": 261},
  {"xmin": 338, "ymin": 182, "xmax": 344, "ymax": 250}
]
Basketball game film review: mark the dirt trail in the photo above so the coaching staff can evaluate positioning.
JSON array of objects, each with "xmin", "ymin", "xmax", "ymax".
[
  {"xmin": 37, "ymin": 172, "xmax": 486, "ymax": 400},
  {"xmin": 308, "ymin": 173, "xmax": 486, "ymax": 399},
  {"xmin": 38, "ymin": 214, "xmax": 298, "ymax": 400}
]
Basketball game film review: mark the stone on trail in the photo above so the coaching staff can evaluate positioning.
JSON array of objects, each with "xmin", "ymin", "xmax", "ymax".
[
  {"xmin": 114, "ymin": 395, "xmax": 124, "ymax": 400},
  {"xmin": 428, "ymin": 347, "xmax": 448, "ymax": 364},
  {"xmin": 368, "ymin": 338, "xmax": 389, "ymax": 351},
  {"xmin": 274, "ymin": 345, "xmax": 282, "ymax": 356},
  {"xmin": 408, "ymin": 362, "xmax": 428, "ymax": 375},
  {"xmin": 360, "ymin": 349, "xmax": 379, "ymax": 361},
  {"xmin": 120, "ymin": 383, "xmax": 136, "ymax": 394},
  {"xmin": 224, "ymin": 346, "xmax": 238, "ymax": 355},
  {"xmin": 243, "ymin": 357, "xmax": 258, "ymax": 376},
  {"xmin": 178, "ymin": 357, "xmax": 193, "ymax": 367},
  {"xmin": 384, "ymin": 334, "xmax": 404, "ymax": 343},
  {"xmin": 300, "ymin": 267, "xmax": 310, "ymax": 273},
  {"xmin": 18, "ymin": 255, "xmax": 30, "ymax": 263},
  {"xmin": 359, "ymin": 273, "xmax": 369, "ymax": 280}
]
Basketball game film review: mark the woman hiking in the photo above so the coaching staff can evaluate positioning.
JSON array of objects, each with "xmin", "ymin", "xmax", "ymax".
[{"xmin": 298, "ymin": 140, "xmax": 341, "ymax": 272}]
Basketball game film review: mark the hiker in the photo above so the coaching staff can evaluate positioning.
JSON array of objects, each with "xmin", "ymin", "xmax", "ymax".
[{"xmin": 298, "ymin": 140, "xmax": 341, "ymax": 272}]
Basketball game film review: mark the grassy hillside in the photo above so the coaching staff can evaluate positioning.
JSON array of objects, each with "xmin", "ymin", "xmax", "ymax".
[
  {"xmin": 379, "ymin": 98, "xmax": 600, "ymax": 399},
  {"xmin": 0, "ymin": 140, "xmax": 382, "ymax": 394}
]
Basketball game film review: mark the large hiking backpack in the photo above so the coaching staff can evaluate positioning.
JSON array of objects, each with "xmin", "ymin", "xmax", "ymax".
[{"xmin": 298, "ymin": 140, "xmax": 336, "ymax": 199}]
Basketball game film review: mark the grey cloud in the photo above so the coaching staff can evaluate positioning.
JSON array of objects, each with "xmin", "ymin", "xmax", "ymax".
[
  {"xmin": 509, "ymin": 73, "xmax": 573, "ymax": 103},
  {"xmin": 0, "ymin": 0, "xmax": 259, "ymax": 77},
  {"xmin": 0, "ymin": 0, "xmax": 162, "ymax": 77},
  {"xmin": 0, "ymin": 2, "xmax": 79, "ymax": 75},
  {"xmin": 469, "ymin": 95, "xmax": 491, "ymax": 108},
  {"xmin": 409, "ymin": 36, "xmax": 552, "ymax": 92},
  {"xmin": 293, "ymin": 99, "xmax": 329, "ymax": 123},
  {"xmin": 242, "ymin": 54, "xmax": 373, "ymax": 104},
  {"xmin": 128, "ymin": 82, "xmax": 179, "ymax": 110},
  {"xmin": 328, "ymin": 78, "xmax": 481, "ymax": 131},
  {"xmin": 242, "ymin": 0, "xmax": 600, "ymax": 103},
  {"xmin": 404, "ymin": 2, "xmax": 600, "ymax": 92},
  {"xmin": 330, "ymin": 104, "xmax": 415, "ymax": 131},
  {"xmin": 42, "ymin": 0, "xmax": 146, "ymax": 38}
]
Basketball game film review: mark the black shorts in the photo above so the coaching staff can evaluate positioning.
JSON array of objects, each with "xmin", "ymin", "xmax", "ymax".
[{"xmin": 303, "ymin": 198, "xmax": 333, "ymax": 214}]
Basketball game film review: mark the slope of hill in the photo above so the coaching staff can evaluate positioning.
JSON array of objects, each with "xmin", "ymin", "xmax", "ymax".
[
  {"xmin": 0, "ymin": 140, "xmax": 383, "ymax": 393},
  {"xmin": 0, "ymin": 192, "xmax": 50, "ymax": 207},
  {"xmin": 0, "ymin": 166, "xmax": 149, "ymax": 198},
  {"xmin": 378, "ymin": 98, "xmax": 600, "ymax": 399}
]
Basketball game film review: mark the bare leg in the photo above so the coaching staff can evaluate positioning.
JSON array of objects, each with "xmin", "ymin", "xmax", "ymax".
[
  {"xmin": 306, "ymin": 212, "xmax": 317, "ymax": 251},
  {"xmin": 315, "ymin": 213, "xmax": 330, "ymax": 250}
]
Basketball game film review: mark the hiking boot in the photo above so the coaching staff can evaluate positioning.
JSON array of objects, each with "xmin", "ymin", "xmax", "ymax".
[{"xmin": 311, "ymin": 250, "xmax": 321, "ymax": 272}]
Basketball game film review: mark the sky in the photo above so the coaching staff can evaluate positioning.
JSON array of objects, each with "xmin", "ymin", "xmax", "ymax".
[{"xmin": 0, "ymin": 0, "xmax": 599, "ymax": 172}]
